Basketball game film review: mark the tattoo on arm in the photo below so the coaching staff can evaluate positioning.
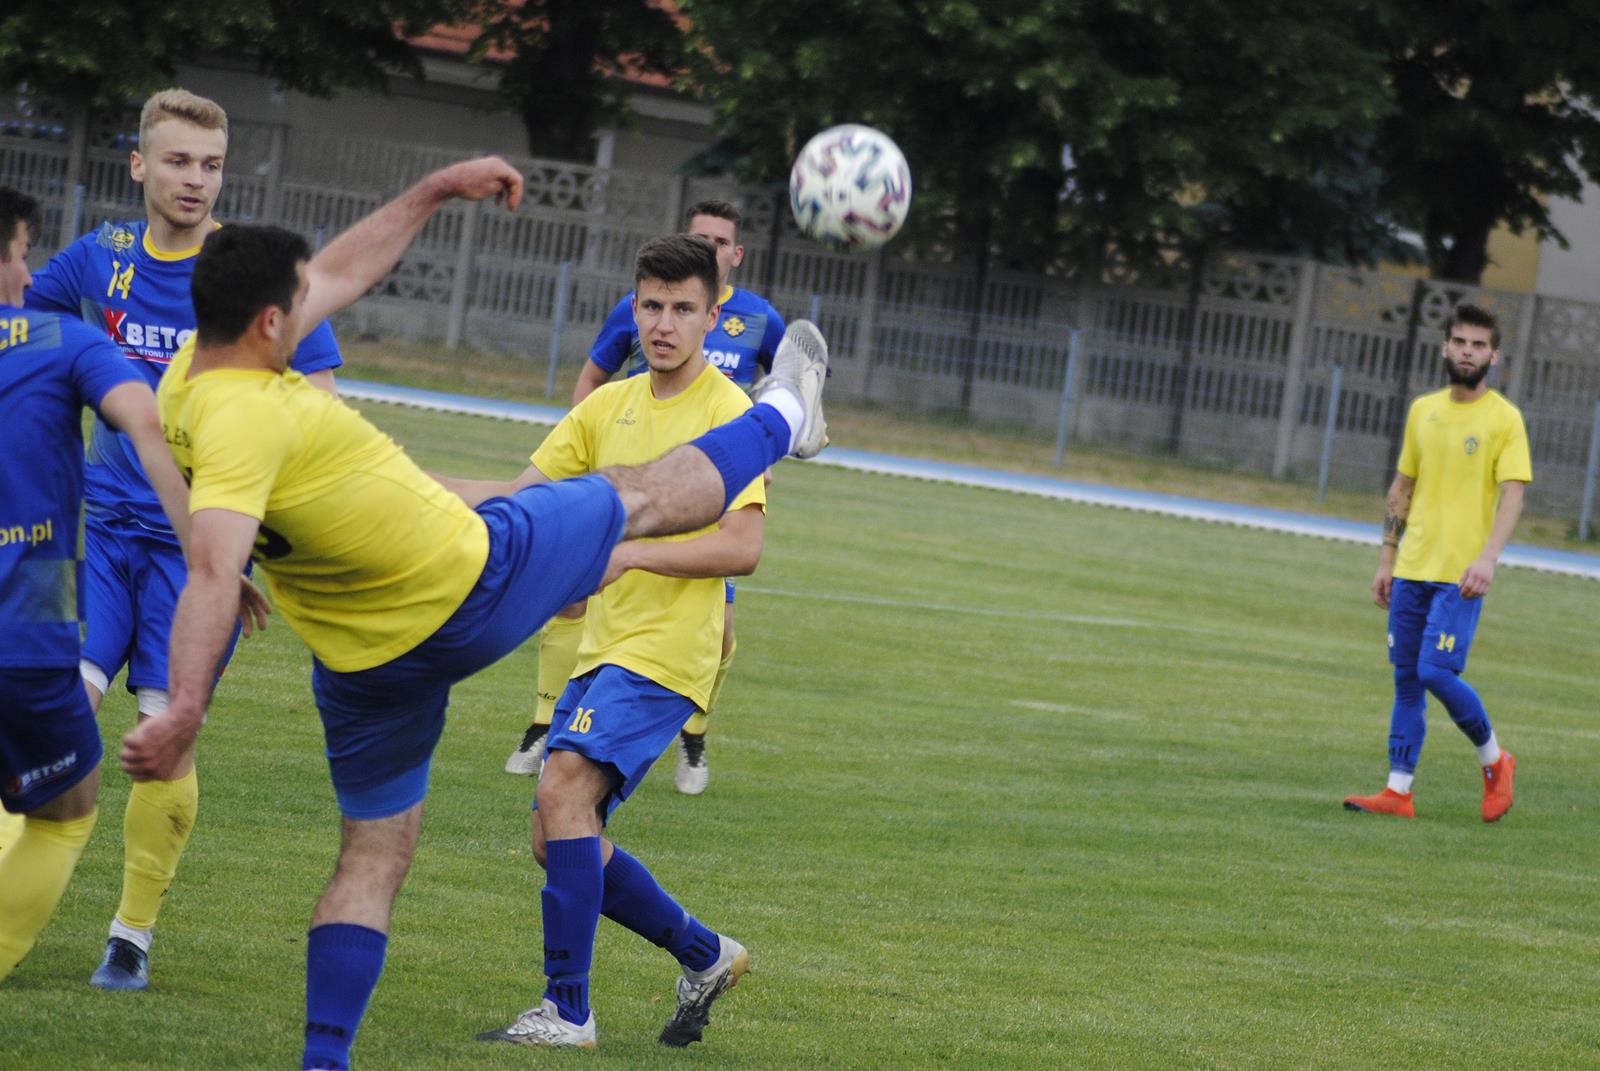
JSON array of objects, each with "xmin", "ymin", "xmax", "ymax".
[{"xmin": 1382, "ymin": 483, "xmax": 1412, "ymax": 547}]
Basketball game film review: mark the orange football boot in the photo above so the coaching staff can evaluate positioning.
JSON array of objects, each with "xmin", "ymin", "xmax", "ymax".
[
  {"xmin": 1481, "ymin": 750, "xmax": 1515, "ymax": 823},
  {"xmin": 1342, "ymin": 787, "xmax": 1416, "ymax": 818}
]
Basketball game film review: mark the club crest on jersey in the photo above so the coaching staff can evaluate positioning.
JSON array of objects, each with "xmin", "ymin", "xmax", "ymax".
[
  {"xmin": 1464, "ymin": 435, "xmax": 1479, "ymax": 456},
  {"xmin": 722, "ymin": 315, "xmax": 746, "ymax": 338},
  {"xmin": 97, "ymin": 223, "xmax": 137, "ymax": 253},
  {"xmin": 616, "ymin": 408, "xmax": 637, "ymax": 426}
]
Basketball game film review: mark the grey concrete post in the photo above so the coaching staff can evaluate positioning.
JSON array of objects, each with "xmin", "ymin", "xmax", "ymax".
[
  {"xmin": 858, "ymin": 248, "xmax": 884, "ymax": 400},
  {"xmin": 445, "ymin": 199, "xmax": 483, "ymax": 351},
  {"xmin": 1272, "ymin": 259, "xmax": 1319, "ymax": 479}
]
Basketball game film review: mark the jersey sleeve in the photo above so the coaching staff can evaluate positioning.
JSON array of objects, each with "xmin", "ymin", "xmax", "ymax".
[
  {"xmin": 587, "ymin": 295, "xmax": 637, "ymax": 374},
  {"xmin": 1494, "ymin": 406, "xmax": 1533, "ymax": 484},
  {"xmin": 23, "ymin": 237, "xmax": 91, "ymax": 317},
  {"xmin": 530, "ymin": 404, "xmax": 596, "ymax": 481},
  {"xmin": 187, "ymin": 393, "xmax": 300, "ymax": 520},
  {"xmin": 1396, "ymin": 400, "xmax": 1422, "ymax": 478},
  {"xmin": 757, "ymin": 300, "xmax": 787, "ymax": 372},
  {"xmin": 64, "ymin": 321, "xmax": 143, "ymax": 411},
  {"xmin": 289, "ymin": 319, "xmax": 343, "ymax": 375}
]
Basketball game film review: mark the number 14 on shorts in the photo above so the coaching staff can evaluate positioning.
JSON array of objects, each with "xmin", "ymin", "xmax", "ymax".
[{"xmin": 567, "ymin": 707, "xmax": 595, "ymax": 734}]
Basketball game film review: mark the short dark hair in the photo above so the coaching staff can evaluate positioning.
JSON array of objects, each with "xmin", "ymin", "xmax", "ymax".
[
  {"xmin": 634, "ymin": 234, "xmax": 719, "ymax": 306},
  {"xmin": 1449, "ymin": 303, "xmax": 1501, "ymax": 349},
  {"xmin": 684, "ymin": 199, "xmax": 741, "ymax": 236},
  {"xmin": 0, "ymin": 186, "xmax": 42, "ymax": 261},
  {"xmin": 192, "ymin": 225, "xmax": 311, "ymax": 345}
]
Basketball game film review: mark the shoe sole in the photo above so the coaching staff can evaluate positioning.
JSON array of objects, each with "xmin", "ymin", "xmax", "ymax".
[
  {"xmin": 755, "ymin": 320, "xmax": 829, "ymax": 459},
  {"xmin": 1341, "ymin": 801, "xmax": 1414, "ymax": 818},
  {"xmin": 658, "ymin": 946, "xmax": 750, "ymax": 1048}
]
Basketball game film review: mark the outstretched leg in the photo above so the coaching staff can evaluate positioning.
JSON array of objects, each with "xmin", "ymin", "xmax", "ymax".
[{"xmin": 603, "ymin": 321, "xmax": 828, "ymax": 541}]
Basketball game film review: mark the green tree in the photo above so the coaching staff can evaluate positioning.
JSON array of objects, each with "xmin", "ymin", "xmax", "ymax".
[
  {"xmin": 469, "ymin": 0, "xmax": 684, "ymax": 162},
  {"xmin": 0, "ymin": 0, "xmax": 469, "ymax": 113},
  {"xmin": 678, "ymin": 0, "xmax": 1399, "ymax": 274},
  {"xmin": 1374, "ymin": 2, "xmax": 1600, "ymax": 281}
]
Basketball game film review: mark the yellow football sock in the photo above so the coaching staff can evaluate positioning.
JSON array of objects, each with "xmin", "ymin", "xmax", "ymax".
[
  {"xmin": 116, "ymin": 767, "xmax": 198, "ymax": 932},
  {"xmin": 534, "ymin": 611, "xmax": 586, "ymax": 729},
  {"xmin": 0, "ymin": 810, "xmax": 98, "ymax": 981},
  {"xmin": 686, "ymin": 639, "xmax": 737, "ymax": 736},
  {"xmin": 0, "ymin": 809, "xmax": 24, "ymax": 854}
]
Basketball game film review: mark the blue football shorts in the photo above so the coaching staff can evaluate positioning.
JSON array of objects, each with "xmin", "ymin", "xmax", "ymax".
[
  {"xmin": 542, "ymin": 664, "xmax": 698, "ymax": 821},
  {"xmin": 81, "ymin": 517, "xmax": 243, "ymax": 694},
  {"xmin": 724, "ymin": 579, "xmax": 736, "ymax": 604},
  {"xmin": 0, "ymin": 667, "xmax": 102, "ymax": 813},
  {"xmin": 1387, "ymin": 578, "xmax": 1484, "ymax": 674},
  {"xmin": 311, "ymin": 476, "xmax": 625, "ymax": 820}
]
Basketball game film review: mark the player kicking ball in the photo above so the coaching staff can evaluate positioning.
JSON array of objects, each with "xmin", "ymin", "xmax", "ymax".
[
  {"xmin": 442, "ymin": 233, "xmax": 789, "ymax": 1049},
  {"xmin": 1344, "ymin": 303, "xmax": 1528, "ymax": 822},
  {"xmin": 118, "ymin": 156, "xmax": 829, "ymax": 1070}
]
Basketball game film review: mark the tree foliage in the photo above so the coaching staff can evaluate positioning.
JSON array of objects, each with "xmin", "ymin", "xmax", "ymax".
[
  {"xmin": 1373, "ymin": 2, "xmax": 1600, "ymax": 281},
  {"xmin": 681, "ymin": 0, "xmax": 1600, "ymax": 282},
  {"xmin": 0, "ymin": 0, "xmax": 469, "ymax": 113},
  {"xmin": 469, "ymin": 0, "xmax": 684, "ymax": 162}
]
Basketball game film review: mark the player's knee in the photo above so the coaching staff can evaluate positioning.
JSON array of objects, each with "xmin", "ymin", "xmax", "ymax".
[
  {"xmin": 530, "ymin": 815, "xmax": 548, "ymax": 870},
  {"xmin": 30, "ymin": 764, "xmax": 103, "ymax": 822},
  {"xmin": 1415, "ymin": 660, "xmax": 1456, "ymax": 692}
]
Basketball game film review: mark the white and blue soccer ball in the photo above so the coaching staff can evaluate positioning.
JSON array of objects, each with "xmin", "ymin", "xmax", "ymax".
[{"xmin": 789, "ymin": 124, "xmax": 912, "ymax": 252}]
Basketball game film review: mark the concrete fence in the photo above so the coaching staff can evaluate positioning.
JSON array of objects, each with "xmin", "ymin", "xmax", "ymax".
[{"xmin": 5, "ymin": 107, "xmax": 1599, "ymax": 529}]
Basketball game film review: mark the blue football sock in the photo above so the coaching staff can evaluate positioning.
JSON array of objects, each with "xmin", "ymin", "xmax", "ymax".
[
  {"xmin": 1387, "ymin": 665, "xmax": 1427, "ymax": 774},
  {"xmin": 689, "ymin": 406, "xmax": 792, "ymax": 510},
  {"xmin": 542, "ymin": 837, "xmax": 604, "ymax": 1025},
  {"xmin": 601, "ymin": 847, "xmax": 721, "ymax": 972},
  {"xmin": 303, "ymin": 923, "xmax": 388, "ymax": 1071},
  {"xmin": 1417, "ymin": 662, "xmax": 1493, "ymax": 747}
]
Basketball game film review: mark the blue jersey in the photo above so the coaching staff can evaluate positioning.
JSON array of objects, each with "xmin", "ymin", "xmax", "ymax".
[
  {"xmin": 25, "ymin": 220, "xmax": 343, "ymax": 531},
  {"xmin": 0, "ymin": 304, "xmax": 142, "ymax": 668},
  {"xmin": 590, "ymin": 285, "xmax": 785, "ymax": 388}
]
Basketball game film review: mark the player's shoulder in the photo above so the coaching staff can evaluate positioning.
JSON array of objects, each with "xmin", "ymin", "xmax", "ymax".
[
  {"xmin": 1408, "ymin": 387, "xmax": 1451, "ymax": 415},
  {"xmin": 605, "ymin": 291, "xmax": 637, "ymax": 319},
  {"xmin": 726, "ymin": 287, "xmax": 779, "ymax": 315},
  {"xmin": 1483, "ymin": 389, "xmax": 1524, "ymax": 418},
  {"xmin": 7, "ymin": 306, "xmax": 106, "ymax": 355},
  {"xmin": 84, "ymin": 219, "xmax": 145, "ymax": 258}
]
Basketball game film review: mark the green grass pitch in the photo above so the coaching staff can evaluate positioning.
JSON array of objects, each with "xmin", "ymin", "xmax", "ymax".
[{"xmin": 3, "ymin": 402, "xmax": 1596, "ymax": 1069}]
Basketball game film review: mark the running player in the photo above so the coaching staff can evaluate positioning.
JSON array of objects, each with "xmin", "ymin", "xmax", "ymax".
[
  {"xmin": 0, "ymin": 186, "xmax": 195, "ymax": 983},
  {"xmin": 505, "ymin": 200, "xmax": 784, "ymax": 794},
  {"xmin": 118, "ymin": 157, "xmax": 829, "ymax": 1068},
  {"xmin": 24, "ymin": 87, "xmax": 341, "ymax": 990},
  {"xmin": 468, "ymin": 233, "xmax": 764, "ymax": 1049},
  {"xmin": 1343, "ymin": 303, "xmax": 1529, "ymax": 822}
]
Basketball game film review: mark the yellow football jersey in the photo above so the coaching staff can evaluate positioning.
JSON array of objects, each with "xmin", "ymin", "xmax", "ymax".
[
  {"xmin": 158, "ymin": 339, "xmax": 489, "ymax": 671},
  {"xmin": 532, "ymin": 362, "xmax": 764, "ymax": 708},
  {"xmin": 1395, "ymin": 388, "xmax": 1532, "ymax": 583}
]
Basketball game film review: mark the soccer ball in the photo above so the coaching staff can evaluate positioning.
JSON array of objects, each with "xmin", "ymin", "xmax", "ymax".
[{"xmin": 789, "ymin": 125, "xmax": 912, "ymax": 252}]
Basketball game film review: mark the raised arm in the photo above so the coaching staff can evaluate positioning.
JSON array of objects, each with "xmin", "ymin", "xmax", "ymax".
[
  {"xmin": 1372, "ymin": 471, "xmax": 1415, "ymax": 609},
  {"xmin": 1459, "ymin": 480, "xmax": 1526, "ymax": 599},
  {"xmin": 120, "ymin": 508, "xmax": 259, "ymax": 781},
  {"xmin": 296, "ymin": 157, "xmax": 524, "ymax": 339}
]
